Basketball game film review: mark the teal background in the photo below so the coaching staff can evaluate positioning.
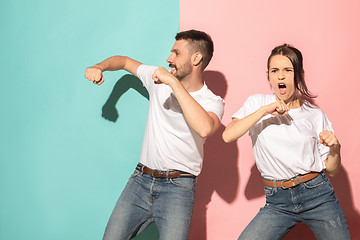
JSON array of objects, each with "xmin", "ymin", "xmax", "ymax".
[{"xmin": 0, "ymin": 0, "xmax": 179, "ymax": 239}]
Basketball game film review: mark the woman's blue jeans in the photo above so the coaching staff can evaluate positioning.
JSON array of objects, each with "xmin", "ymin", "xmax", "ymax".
[
  {"xmin": 238, "ymin": 172, "xmax": 350, "ymax": 240},
  {"xmin": 102, "ymin": 168, "xmax": 196, "ymax": 240}
]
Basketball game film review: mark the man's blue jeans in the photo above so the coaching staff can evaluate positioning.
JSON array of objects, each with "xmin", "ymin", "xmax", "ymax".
[
  {"xmin": 238, "ymin": 172, "xmax": 350, "ymax": 240},
  {"xmin": 102, "ymin": 167, "xmax": 196, "ymax": 240}
]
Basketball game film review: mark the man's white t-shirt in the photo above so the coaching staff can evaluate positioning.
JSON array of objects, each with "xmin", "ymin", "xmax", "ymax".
[
  {"xmin": 233, "ymin": 94, "xmax": 332, "ymax": 180},
  {"xmin": 137, "ymin": 65, "xmax": 224, "ymax": 176}
]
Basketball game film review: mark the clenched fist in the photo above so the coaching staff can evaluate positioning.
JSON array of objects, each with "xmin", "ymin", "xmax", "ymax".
[
  {"xmin": 319, "ymin": 130, "xmax": 340, "ymax": 150},
  {"xmin": 152, "ymin": 67, "xmax": 176, "ymax": 85},
  {"xmin": 85, "ymin": 67, "xmax": 104, "ymax": 85}
]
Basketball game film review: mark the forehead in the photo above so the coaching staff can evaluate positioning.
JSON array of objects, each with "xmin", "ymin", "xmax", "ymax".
[
  {"xmin": 171, "ymin": 39, "xmax": 190, "ymax": 52},
  {"xmin": 269, "ymin": 55, "xmax": 293, "ymax": 68}
]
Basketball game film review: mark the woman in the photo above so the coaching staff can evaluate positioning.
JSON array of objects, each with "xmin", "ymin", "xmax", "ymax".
[{"xmin": 223, "ymin": 44, "xmax": 350, "ymax": 239}]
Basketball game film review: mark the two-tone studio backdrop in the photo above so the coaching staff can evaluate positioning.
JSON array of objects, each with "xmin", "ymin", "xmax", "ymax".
[{"xmin": 1, "ymin": 0, "xmax": 359, "ymax": 239}]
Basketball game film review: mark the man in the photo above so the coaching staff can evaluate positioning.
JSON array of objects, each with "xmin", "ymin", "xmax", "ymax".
[{"xmin": 85, "ymin": 29, "xmax": 224, "ymax": 240}]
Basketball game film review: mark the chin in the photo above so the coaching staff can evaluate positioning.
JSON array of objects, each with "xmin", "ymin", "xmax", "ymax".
[
  {"xmin": 172, "ymin": 73, "xmax": 179, "ymax": 78},
  {"xmin": 276, "ymin": 94, "xmax": 288, "ymax": 101}
]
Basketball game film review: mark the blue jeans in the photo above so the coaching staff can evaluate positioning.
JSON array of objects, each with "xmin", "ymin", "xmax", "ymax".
[
  {"xmin": 103, "ymin": 167, "xmax": 196, "ymax": 240},
  {"xmin": 239, "ymin": 172, "xmax": 350, "ymax": 240}
]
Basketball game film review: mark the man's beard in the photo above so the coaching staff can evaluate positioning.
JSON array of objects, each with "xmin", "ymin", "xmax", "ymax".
[{"xmin": 169, "ymin": 62, "xmax": 192, "ymax": 80}]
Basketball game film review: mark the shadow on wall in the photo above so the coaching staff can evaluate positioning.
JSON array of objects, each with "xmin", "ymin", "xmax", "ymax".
[
  {"xmin": 189, "ymin": 71, "xmax": 239, "ymax": 240},
  {"xmin": 102, "ymin": 74, "xmax": 149, "ymax": 122},
  {"xmin": 245, "ymin": 164, "xmax": 360, "ymax": 239},
  {"xmin": 329, "ymin": 166, "xmax": 360, "ymax": 239},
  {"xmin": 102, "ymin": 74, "xmax": 159, "ymax": 239}
]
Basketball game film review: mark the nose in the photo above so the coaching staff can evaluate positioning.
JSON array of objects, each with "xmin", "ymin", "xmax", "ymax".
[
  {"xmin": 278, "ymin": 70, "xmax": 285, "ymax": 80},
  {"xmin": 167, "ymin": 53, "xmax": 174, "ymax": 63}
]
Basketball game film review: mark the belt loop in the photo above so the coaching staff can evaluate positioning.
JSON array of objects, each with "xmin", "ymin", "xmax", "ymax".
[
  {"xmin": 296, "ymin": 175, "xmax": 301, "ymax": 184},
  {"xmin": 273, "ymin": 180, "xmax": 277, "ymax": 189},
  {"xmin": 141, "ymin": 166, "xmax": 145, "ymax": 176},
  {"xmin": 166, "ymin": 171, "xmax": 169, "ymax": 180},
  {"xmin": 291, "ymin": 178, "xmax": 296, "ymax": 187}
]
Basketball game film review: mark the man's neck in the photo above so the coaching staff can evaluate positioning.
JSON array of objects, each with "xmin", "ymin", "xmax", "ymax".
[{"xmin": 180, "ymin": 72, "xmax": 204, "ymax": 92}]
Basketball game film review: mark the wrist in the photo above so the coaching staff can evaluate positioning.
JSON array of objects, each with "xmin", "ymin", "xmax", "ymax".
[
  {"xmin": 168, "ymin": 75, "xmax": 180, "ymax": 88},
  {"xmin": 92, "ymin": 64, "xmax": 105, "ymax": 72},
  {"xmin": 330, "ymin": 143, "xmax": 341, "ymax": 155},
  {"xmin": 258, "ymin": 106, "xmax": 269, "ymax": 118}
]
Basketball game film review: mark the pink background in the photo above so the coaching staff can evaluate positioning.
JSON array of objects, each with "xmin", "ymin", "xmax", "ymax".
[{"xmin": 181, "ymin": 0, "xmax": 360, "ymax": 239}]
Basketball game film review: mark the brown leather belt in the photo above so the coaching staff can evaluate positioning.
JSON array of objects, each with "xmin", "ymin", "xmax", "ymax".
[
  {"xmin": 136, "ymin": 165, "xmax": 195, "ymax": 178},
  {"xmin": 263, "ymin": 172, "xmax": 320, "ymax": 189}
]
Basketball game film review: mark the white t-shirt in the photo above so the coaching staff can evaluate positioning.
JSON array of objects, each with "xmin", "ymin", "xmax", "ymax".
[
  {"xmin": 233, "ymin": 94, "xmax": 332, "ymax": 180},
  {"xmin": 136, "ymin": 65, "xmax": 224, "ymax": 176}
]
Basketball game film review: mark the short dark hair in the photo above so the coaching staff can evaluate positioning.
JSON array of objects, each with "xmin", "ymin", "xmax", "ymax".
[
  {"xmin": 267, "ymin": 44, "xmax": 317, "ymax": 105},
  {"xmin": 175, "ymin": 29, "xmax": 214, "ymax": 70}
]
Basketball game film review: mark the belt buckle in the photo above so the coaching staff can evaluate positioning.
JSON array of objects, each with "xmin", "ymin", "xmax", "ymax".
[
  {"xmin": 281, "ymin": 178, "xmax": 296, "ymax": 189},
  {"xmin": 151, "ymin": 170, "xmax": 158, "ymax": 178},
  {"xmin": 153, "ymin": 170, "xmax": 167, "ymax": 178}
]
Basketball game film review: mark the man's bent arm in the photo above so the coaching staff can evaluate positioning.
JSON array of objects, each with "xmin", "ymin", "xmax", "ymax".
[
  {"xmin": 85, "ymin": 56, "xmax": 142, "ymax": 85},
  {"xmin": 171, "ymin": 80, "xmax": 221, "ymax": 138},
  {"xmin": 152, "ymin": 67, "xmax": 221, "ymax": 138}
]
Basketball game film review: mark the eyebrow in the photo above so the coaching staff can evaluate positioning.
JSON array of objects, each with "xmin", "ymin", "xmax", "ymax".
[{"xmin": 270, "ymin": 67, "xmax": 293, "ymax": 70}]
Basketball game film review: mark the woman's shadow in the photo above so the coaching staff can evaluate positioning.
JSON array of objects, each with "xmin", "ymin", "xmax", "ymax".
[
  {"xmin": 245, "ymin": 164, "xmax": 360, "ymax": 239},
  {"xmin": 189, "ymin": 71, "xmax": 239, "ymax": 240}
]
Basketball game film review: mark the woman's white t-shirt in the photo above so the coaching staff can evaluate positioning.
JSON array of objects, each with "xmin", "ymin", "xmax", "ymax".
[{"xmin": 233, "ymin": 94, "xmax": 332, "ymax": 180}]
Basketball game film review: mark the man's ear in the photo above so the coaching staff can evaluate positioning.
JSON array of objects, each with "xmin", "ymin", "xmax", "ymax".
[{"xmin": 192, "ymin": 52, "xmax": 203, "ymax": 67}]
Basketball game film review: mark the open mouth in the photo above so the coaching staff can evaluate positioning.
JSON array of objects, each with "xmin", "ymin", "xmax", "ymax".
[
  {"xmin": 278, "ymin": 83, "xmax": 287, "ymax": 94},
  {"xmin": 169, "ymin": 64, "xmax": 177, "ymax": 74}
]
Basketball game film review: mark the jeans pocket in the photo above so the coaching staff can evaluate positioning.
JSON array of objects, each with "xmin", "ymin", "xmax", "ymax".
[
  {"xmin": 169, "ymin": 178, "xmax": 196, "ymax": 191},
  {"xmin": 303, "ymin": 173, "xmax": 328, "ymax": 189},
  {"xmin": 130, "ymin": 169, "xmax": 141, "ymax": 178},
  {"xmin": 264, "ymin": 186, "xmax": 276, "ymax": 197}
]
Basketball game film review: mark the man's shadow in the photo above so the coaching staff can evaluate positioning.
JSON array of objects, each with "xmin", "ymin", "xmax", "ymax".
[
  {"xmin": 245, "ymin": 164, "xmax": 360, "ymax": 239},
  {"xmin": 102, "ymin": 74, "xmax": 149, "ymax": 122},
  {"xmin": 102, "ymin": 74, "xmax": 160, "ymax": 240},
  {"xmin": 189, "ymin": 71, "xmax": 239, "ymax": 240}
]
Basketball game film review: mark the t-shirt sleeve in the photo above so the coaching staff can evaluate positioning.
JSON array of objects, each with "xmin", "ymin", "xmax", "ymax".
[
  {"xmin": 202, "ymin": 96, "xmax": 225, "ymax": 121},
  {"xmin": 232, "ymin": 95, "xmax": 260, "ymax": 120},
  {"xmin": 136, "ymin": 64, "xmax": 158, "ymax": 90}
]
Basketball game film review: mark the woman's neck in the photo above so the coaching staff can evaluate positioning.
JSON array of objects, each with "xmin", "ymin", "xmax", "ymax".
[{"xmin": 275, "ymin": 95, "xmax": 301, "ymax": 109}]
